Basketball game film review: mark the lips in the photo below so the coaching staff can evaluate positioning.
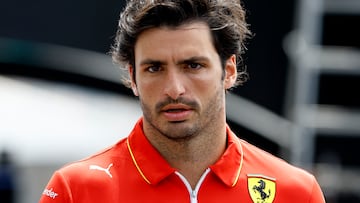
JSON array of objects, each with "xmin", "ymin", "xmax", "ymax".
[
  {"xmin": 161, "ymin": 104, "xmax": 193, "ymax": 121},
  {"xmin": 162, "ymin": 104, "xmax": 191, "ymax": 111}
]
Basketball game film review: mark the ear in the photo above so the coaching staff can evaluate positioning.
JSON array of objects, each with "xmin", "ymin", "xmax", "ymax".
[
  {"xmin": 224, "ymin": 55, "xmax": 237, "ymax": 89},
  {"xmin": 128, "ymin": 65, "xmax": 139, "ymax": 96}
]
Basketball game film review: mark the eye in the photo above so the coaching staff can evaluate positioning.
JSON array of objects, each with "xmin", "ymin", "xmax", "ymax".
[
  {"xmin": 186, "ymin": 62, "xmax": 203, "ymax": 70},
  {"xmin": 146, "ymin": 65, "xmax": 162, "ymax": 73}
]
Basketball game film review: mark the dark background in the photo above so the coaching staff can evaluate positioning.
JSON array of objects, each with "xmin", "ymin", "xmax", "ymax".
[
  {"xmin": 0, "ymin": 0, "xmax": 294, "ymax": 116},
  {"xmin": 2, "ymin": 1, "xmax": 359, "ymax": 114}
]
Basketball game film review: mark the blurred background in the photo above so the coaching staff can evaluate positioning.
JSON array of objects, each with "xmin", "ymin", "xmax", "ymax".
[{"xmin": 0, "ymin": 0, "xmax": 359, "ymax": 202}]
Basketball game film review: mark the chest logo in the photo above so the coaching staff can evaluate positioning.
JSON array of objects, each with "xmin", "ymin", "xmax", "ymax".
[
  {"xmin": 89, "ymin": 163, "xmax": 113, "ymax": 178},
  {"xmin": 247, "ymin": 174, "xmax": 276, "ymax": 203}
]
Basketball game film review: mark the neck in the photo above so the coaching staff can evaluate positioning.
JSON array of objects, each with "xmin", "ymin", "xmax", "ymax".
[{"xmin": 144, "ymin": 121, "xmax": 227, "ymax": 189}]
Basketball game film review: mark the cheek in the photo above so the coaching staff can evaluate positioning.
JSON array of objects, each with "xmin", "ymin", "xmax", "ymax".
[
  {"xmin": 137, "ymin": 81, "xmax": 160, "ymax": 101},
  {"xmin": 192, "ymin": 76, "xmax": 222, "ymax": 100},
  {"xmin": 197, "ymin": 70, "xmax": 224, "ymax": 89}
]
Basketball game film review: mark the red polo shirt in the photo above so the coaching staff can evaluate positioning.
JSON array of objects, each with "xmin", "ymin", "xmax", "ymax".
[{"xmin": 39, "ymin": 118, "xmax": 325, "ymax": 203}]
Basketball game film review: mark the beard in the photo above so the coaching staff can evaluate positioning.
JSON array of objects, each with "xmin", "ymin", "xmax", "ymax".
[{"xmin": 139, "ymin": 87, "xmax": 225, "ymax": 142}]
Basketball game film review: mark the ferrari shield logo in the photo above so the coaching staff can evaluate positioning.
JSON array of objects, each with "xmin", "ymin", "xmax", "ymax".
[{"xmin": 248, "ymin": 174, "xmax": 276, "ymax": 203}]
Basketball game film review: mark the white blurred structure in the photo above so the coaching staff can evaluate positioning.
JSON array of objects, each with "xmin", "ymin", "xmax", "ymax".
[
  {"xmin": 0, "ymin": 75, "xmax": 141, "ymax": 164},
  {"xmin": 0, "ymin": 75, "xmax": 141, "ymax": 203}
]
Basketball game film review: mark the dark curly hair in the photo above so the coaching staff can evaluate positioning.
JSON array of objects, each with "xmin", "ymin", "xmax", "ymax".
[{"xmin": 111, "ymin": 0, "xmax": 251, "ymax": 88}]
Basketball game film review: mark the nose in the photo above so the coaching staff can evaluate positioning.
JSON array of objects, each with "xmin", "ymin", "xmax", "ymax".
[{"xmin": 163, "ymin": 68, "xmax": 186, "ymax": 100}]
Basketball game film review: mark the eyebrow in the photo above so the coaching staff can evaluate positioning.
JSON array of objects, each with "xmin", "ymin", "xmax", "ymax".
[
  {"xmin": 177, "ymin": 56, "xmax": 210, "ymax": 65},
  {"xmin": 139, "ymin": 56, "xmax": 210, "ymax": 66},
  {"xmin": 139, "ymin": 59, "xmax": 164, "ymax": 67}
]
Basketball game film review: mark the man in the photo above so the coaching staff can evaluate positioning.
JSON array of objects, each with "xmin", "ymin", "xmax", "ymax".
[{"xmin": 39, "ymin": 0, "xmax": 326, "ymax": 202}]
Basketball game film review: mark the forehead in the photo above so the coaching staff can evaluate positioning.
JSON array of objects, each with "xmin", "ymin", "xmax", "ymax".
[
  {"xmin": 134, "ymin": 22, "xmax": 216, "ymax": 59},
  {"xmin": 138, "ymin": 21, "xmax": 212, "ymax": 42}
]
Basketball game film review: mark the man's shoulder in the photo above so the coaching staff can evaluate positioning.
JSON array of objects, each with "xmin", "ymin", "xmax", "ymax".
[
  {"xmin": 57, "ymin": 137, "xmax": 129, "ymax": 178},
  {"xmin": 240, "ymin": 139, "xmax": 322, "ymax": 199},
  {"xmin": 39, "ymin": 138, "xmax": 134, "ymax": 202},
  {"xmin": 240, "ymin": 139, "xmax": 315, "ymax": 180}
]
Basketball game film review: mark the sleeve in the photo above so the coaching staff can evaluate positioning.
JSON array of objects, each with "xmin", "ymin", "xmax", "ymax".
[
  {"xmin": 39, "ymin": 171, "xmax": 73, "ymax": 203},
  {"xmin": 309, "ymin": 175, "xmax": 326, "ymax": 203}
]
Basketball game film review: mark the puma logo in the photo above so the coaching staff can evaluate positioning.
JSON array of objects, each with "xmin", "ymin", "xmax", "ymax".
[{"xmin": 89, "ymin": 163, "xmax": 113, "ymax": 178}]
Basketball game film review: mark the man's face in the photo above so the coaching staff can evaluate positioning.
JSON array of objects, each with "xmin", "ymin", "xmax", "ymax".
[{"xmin": 131, "ymin": 22, "xmax": 237, "ymax": 140}]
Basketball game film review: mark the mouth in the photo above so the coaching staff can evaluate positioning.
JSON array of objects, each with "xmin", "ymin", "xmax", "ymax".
[
  {"xmin": 164, "ymin": 108, "xmax": 188, "ymax": 113},
  {"xmin": 161, "ymin": 104, "xmax": 193, "ymax": 121},
  {"xmin": 161, "ymin": 103, "xmax": 191, "ymax": 112}
]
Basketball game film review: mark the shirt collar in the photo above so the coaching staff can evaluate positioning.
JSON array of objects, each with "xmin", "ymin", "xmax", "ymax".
[
  {"xmin": 127, "ymin": 118, "xmax": 244, "ymax": 187},
  {"xmin": 209, "ymin": 127, "xmax": 244, "ymax": 187},
  {"xmin": 126, "ymin": 118, "xmax": 175, "ymax": 185}
]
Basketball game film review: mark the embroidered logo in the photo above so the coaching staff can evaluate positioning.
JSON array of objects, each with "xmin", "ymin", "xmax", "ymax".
[
  {"xmin": 248, "ymin": 174, "xmax": 276, "ymax": 203},
  {"xmin": 89, "ymin": 163, "xmax": 114, "ymax": 178},
  {"xmin": 43, "ymin": 188, "xmax": 58, "ymax": 199}
]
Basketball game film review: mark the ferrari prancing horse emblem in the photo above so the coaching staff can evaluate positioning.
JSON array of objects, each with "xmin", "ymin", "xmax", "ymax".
[{"xmin": 248, "ymin": 174, "xmax": 276, "ymax": 203}]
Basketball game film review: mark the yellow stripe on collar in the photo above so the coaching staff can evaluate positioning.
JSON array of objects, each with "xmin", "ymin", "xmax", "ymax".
[{"xmin": 127, "ymin": 138, "xmax": 151, "ymax": 184}]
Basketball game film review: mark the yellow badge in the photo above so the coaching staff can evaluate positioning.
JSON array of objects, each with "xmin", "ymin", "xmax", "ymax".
[{"xmin": 247, "ymin": 174, "xmax": 276, "ymax": 203}]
